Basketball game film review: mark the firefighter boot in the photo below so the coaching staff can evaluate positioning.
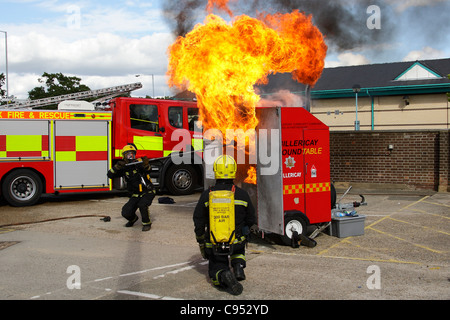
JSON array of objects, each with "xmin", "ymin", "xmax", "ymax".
[
  {"xmin": 233, "ymin": 263, "xmax": 246, "ymax": 281},
  {"xmin": 220, "ymin": 270, "xmax": 243, "ymax": 296},
  {"xmin": 125, "ymin": 216, "xmax": 138, "ymax": 227},
  {"xmin": 142, "ymin": 223, "xmax": 152, "ymax": 231}
]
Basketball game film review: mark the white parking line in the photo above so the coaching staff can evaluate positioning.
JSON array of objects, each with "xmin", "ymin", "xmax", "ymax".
[
  {"xmin": 153, "ymin": 261, "xmax": 208, "ymax": 279},
  {"xmin": 117, "ymin": 290, "xmax": 183, "ymax": 300},
  {"xmin": 94, "ymin": 261, "xmax": 193, "ymax": 282}
]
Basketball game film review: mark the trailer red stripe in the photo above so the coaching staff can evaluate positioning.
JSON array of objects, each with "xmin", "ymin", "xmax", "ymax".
[{"xmin": 76, "ymin": 151, "xmax": 108, "ymax": 161}]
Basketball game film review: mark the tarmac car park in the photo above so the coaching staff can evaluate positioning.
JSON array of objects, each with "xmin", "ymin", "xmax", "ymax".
[{"xmin": 0, "ymin": 187, "xmax": 448, "ymax": 301}]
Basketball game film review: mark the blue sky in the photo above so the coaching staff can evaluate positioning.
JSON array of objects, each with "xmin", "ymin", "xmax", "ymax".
[{"xmin": 0, "ymin": 0, "xmax": 449, "ymax": 99}]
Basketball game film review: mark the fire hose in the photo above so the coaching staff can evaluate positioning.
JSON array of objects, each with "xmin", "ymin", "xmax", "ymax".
[{"xmin": 0, "ymin": 214, "xmax": 111, "ymax": 228}]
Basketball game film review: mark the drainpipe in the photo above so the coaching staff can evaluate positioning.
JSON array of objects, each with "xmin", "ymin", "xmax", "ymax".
[{"xmin": 366, "ymin": 89, "xmax": 374, "ymax": 130}]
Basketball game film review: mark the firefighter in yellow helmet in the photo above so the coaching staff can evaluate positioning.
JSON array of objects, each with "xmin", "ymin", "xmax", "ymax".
[
  {"xmin": 107, "ymin": 144, "xmax": 155, "ymax": 231},
  {"xmin": 193, "ymin": 155, "xmax": 256, "ymax": 295}
]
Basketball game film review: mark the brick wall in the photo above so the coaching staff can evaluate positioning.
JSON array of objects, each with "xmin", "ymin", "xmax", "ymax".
[{"xmin": 330, "ymin": 130, "xmax": 450, "ymax": 191}]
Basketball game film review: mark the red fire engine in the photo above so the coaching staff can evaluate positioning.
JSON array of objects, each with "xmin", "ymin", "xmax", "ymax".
[
  {"xmin": 1, "ymin": 83, "xmax": 337, "ymax": 248},
  {"xmin": 0, "ymin": 83, "xmax": 203, "ymax": 206}
]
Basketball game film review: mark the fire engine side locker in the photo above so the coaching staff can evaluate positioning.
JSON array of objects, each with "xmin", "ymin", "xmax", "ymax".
[{"xmin": 54, "ymin": 119, "xmax": 111, "ymax": 190}]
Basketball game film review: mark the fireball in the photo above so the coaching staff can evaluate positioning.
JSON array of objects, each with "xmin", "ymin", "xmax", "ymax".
[{"xmin": 167, "ymin": 2, "xmax": 327, "ymax": 183}]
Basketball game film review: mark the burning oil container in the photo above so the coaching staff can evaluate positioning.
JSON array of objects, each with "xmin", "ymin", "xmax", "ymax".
[{"xmin": 203, "ymin": 106, "xmax": 332, "ymax": 245}]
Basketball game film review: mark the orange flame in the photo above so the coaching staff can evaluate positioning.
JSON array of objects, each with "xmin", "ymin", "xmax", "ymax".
[
  {"xmin": 167, "ymin": 3, "xmax": 327, "ymax": 184},
  {"xmin": 244, "ymin": 166, "xmax": 257, "ymax": 184},
  {"xmin": 207, "ymin": 0, "xmax": 234, "ymax": 17}
]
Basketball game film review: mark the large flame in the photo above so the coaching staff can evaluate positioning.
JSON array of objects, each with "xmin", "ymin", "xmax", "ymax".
[{"xmin": 167, "ymin": 2, "xmax": 327, "ymax": 183}]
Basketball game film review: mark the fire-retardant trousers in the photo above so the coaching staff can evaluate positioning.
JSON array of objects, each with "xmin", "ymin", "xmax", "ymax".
[
  {"xmin": 206, "ymin": 242, "xmax": 246, "ymax": 286},
  {"xmin": 121, "ymin": 192, "xmax": 155, "ymax": 225}
]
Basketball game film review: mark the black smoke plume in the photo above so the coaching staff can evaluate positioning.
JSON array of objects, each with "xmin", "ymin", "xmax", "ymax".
[{"xmin": 162, "ymin": 0, "xmax": 394, "ymax": 52}]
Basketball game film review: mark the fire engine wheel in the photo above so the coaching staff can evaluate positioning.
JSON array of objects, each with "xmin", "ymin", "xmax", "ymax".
[
  {"xmin": 2, "ymin": 169, "xmax": 43, "ymax": 207},
  {"xmin": 165, "ymin": 164, "xmax": 197, "ymax": 195},
  {"xmin": 281, "ymin": 213, "xmax": 307, "ymax": 246}
]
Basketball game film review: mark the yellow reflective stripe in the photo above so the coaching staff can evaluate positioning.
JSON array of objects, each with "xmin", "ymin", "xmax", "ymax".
[
  {"xmin": 56, "ymin": 151, "xmax": 76, "ymax": 162},
  {"xmin": 283, "ymin": 184, "xmax": 304, "ymax": 195},
  {"xmin": 134, "ymin": 136, "xmax": 163, "ymax": 151},
  {"xmin": 283, "ymin": 182, "xmax": 330, "ymax": 194},
  {"xmin": 69, "ymin": 112, "xmax": 112, "ymax": 120},
  {"xmin": 306, "ymin": 182, "xmax": 331, "ymax": 193},
  {"xmin": 212, "ymin": 271, "xmax": 221, "ymax": 285},
  {"xmin": 76, "ymin": 136, "xmax": 107, "ymax": 151},
  {"xmin": 164, "ymin": 150, "xmax": 172, "ymax": 157},
  {"xmin": 49, "ymin": 121, "xmax": 54, "ymax": 160},
  {"xmin": 231, "ymin": 254, "xmax": 246, "ymax": 261},
  {"xmin": 108, "ymin": 120, "xmax": 112, "ymax": 190},
  {"xmin": 0, "ymin": 151, "xmax": 6, "ymax": 157},
  {"xmin": 41, "ymin": 151, "xmax": 49, "ymax": 158},
  {"xmin": 192, "ymin": 138, "xmax": 203, "ymax": 151},
  {"xmin": 7, "ymin": 135, "xmax": 42, "ymax": 151},
  {"xmin": 235, "ymin": 200, "xmax": 248, "ymax": 207},
  {"xmin": 206, "ymin": 200, "xmax": 247, "ymax": 207},
  {"xmin": 130, "ymin": 117, "xmax": 158, "ymax": 125}
]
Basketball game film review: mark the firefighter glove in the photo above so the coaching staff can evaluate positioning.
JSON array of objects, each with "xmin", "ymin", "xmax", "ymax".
[
  {"xmin": 196, "ymin": 233, "xmax": 205, "ymax": 244},
  {"xmin": 114, "ymin": 160, "xmax": 126, "ymax": 171},
  {"xmin": 142, "ymin": 157, "xmax": 150, "ymax": 170}
]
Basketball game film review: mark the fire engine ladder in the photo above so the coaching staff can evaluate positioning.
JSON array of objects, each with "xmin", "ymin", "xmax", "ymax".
[{"xmin": 3, "ymin": 82, "xmax": 143, "ymax": 110}]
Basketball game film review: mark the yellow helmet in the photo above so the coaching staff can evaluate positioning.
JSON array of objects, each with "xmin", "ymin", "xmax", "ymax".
[
  {"xmin": 122, "ymin": 144, "xmax": 137, "ymax": 156},
  {"xmin": 213, "ymin": 155, "xmax": 237, "ymax": 179}
]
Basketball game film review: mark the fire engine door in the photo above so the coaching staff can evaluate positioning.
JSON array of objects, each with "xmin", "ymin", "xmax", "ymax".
[{"xmin": 54, "ymin": 120, "xmax": 110, "ymax": 189}]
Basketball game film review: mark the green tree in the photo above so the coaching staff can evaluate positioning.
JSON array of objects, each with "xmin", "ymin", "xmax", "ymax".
[
  {"xmin": 28, "ymin": 72, "xmax": 90, "ymax": 100},
  {"xmin": 27, "ymin": 72, "xmax": 91, "ymax": 109}
]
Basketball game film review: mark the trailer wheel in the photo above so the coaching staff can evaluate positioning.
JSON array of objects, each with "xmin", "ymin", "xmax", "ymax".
[
  {"xmin": 281, "ymin": 213, "xmax": 307, "ymax": 246},
  {"xmin": 2, "ymin": 169, "xmax": 43, "ymax": 207},
  {"xmin": 165, "ymin": 164, "xmax": 197, "ymax": 195}
]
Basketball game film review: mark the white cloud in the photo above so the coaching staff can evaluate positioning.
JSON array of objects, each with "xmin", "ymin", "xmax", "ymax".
[
  {"xmin": 8, "ymin": 72, "xmax": 174, "ymax": 100},
  {"xmin": 7, "ymin": 73, "xmax": 41, "ymax": 99},
  {"xmin": 0, "ymin": 1, "xmax": 177, "ymax": 99},
  {"xmin": 5, "ymin": 30, "xmax": 174, "ymax": 98},
  {"xmin": 402, "ymin": 46, "xmax": 447, "ymax": 62},
  {"xmin": 325, "ymin": 52, "xmax": 371, "ymax": 68}
]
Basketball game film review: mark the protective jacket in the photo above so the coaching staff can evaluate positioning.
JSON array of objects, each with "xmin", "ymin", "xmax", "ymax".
[
  {"xmin": 193, "ymin": 179, "xmax": 256, "ymax": 242},
  {"xmin": 107, "ymin": 157, "xmax": 154, "ymax": 195}
]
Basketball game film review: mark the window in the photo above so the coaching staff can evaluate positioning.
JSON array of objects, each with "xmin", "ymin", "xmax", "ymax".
[
  {"xmin": 168, "ymin": 107, "xmax": 183, "ymax": 129},
  {"xmin": 130, "ymin": 104, "xmax": 159, "ymax": 132},
  {"xmin": 188, "ymin": 108, "xmax": 202, "ymax": 132}
]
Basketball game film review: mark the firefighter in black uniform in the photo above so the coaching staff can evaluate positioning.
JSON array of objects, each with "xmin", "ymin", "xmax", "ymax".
[
  {"xmin": 107, "ymin": 144, "xmax": 155, "ymax": 231},
  {"xmin": 193, "ymin": 155, "xmax": 256, "ymax": 295}
]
